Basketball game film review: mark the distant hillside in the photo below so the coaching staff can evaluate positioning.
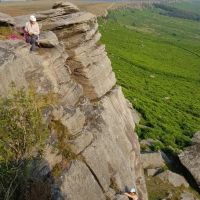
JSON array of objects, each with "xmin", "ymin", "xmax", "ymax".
[
  {"xmin": 99, "ymin": 0, "xmax": 200, "ymax": 152},
  {"xmin": 154, "ymin": 3, "xmax": 200, "ymax": 21}
]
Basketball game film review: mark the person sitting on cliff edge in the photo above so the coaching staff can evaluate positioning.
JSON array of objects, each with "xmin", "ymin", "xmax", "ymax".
[
  {"xmin": 24, "ymin": 15, "xmax": 40, "ymax": 51},
  {"xmin": 124, "ymin": 187, "xmax": 139, "ymax": 200}
]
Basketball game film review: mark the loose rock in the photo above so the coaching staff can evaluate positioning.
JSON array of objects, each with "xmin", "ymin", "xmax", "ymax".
[
  {"xmin": 141, "ymin": 151, "xmax": 165, "ymax": 169},
  {"xmin": 39, "ymin": 31, "xmax": 59, "ymax": 47}
]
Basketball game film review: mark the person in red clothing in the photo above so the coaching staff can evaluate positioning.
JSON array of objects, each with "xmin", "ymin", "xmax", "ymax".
[{"xmin": 24, "ymin": 15, "xmax": 40, "ymax": 51}]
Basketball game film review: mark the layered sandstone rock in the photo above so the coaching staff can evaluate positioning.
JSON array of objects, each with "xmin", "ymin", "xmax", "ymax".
[
  {"xmin": 179, "ymin": 132, "xmax": 200, "ymax": 190},
  {"xmin": 0, "ymin": 1, "xmax": 147, "ymax": 200},
  {"xmin": 141, "ymin": 151, "xmax": 165, "ymax": 169},
  {"xmin": 38, "ymin": 31, "xmax": 59, "ymax": 47}
]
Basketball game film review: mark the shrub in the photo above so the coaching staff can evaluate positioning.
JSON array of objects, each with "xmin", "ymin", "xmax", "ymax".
[
  {"xmin": 0, "ymin": 27, "xmax": 12, "ymax": 40},
  {"xmin": 50, "ymin": 120, "xmax": 76, "ymax": 160},
  {"xmin": 0, "ymin": 85, "xmax": 51, "ymax": 199}
]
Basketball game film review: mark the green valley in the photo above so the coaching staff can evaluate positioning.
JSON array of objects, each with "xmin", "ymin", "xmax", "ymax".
[{"xmin": 99, "ymin": 1, "xmax": 200, "ymax": 152}]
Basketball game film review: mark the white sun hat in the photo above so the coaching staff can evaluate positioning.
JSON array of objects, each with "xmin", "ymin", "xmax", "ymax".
[
  {"xmin": 130, "ymin": 188, "xmax": 136, "ymax": 193},
  {"xmin": 30, "ymin": 15, "xmax": 36, "ymax": 22}
]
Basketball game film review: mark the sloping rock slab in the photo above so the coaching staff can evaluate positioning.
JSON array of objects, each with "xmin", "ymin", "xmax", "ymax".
[
  {"xmin": 41, "ymin": 12, "xmax": 96, "ymax": 31},
  {"xmin": 179, "ymin": 144, "xmax": 200, "ymax": 188},
  {"xmin": 0, "ymin": 12, "xmax": 15, "ymax": 26},
  {"xmin": 59, "ymin": 160, "xmax": 106, "ymax": 200},
  {"xmin": 39, "ymin": 31, "xmax": 59, "ymax": 47},
  {"xmin": 141, "ymin": 151, "xmax": 165, "ymax": 169},
  {"xmin": 157, "ymin": 170, "xmax": 189, "ymax": 188}
]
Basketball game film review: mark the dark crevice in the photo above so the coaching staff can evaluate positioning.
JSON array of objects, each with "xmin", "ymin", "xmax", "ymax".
[
  {"xmin": 166, "ymin": 153, "xmax": 200, "ymax": 194},
  {"xmin": 83, "ymin": 161, "xmax": 106, "ymax": 193}
]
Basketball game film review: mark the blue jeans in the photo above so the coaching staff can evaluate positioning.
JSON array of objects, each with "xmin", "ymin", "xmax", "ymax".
[{"xmin": 26, "ymin": 35, "xmax": 38, "ymax": 51}]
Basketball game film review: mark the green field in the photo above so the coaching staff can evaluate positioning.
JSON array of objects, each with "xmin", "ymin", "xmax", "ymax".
[
  {"xmin": 99, "ymin": 1, "xmax": 200, "ymax": 152},
  {"xmin": 172, "ymin": 0, "xmax": 200, "ymax": 14}
]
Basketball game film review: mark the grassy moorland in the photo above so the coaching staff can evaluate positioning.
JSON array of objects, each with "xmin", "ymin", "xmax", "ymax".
[
  {"xmin": 99, "ymin": 1, "xmax": 200, "ymax": 152},
  {"xmin": 172, "ymin": 0, "xmax": 200, "ymax": 14}
]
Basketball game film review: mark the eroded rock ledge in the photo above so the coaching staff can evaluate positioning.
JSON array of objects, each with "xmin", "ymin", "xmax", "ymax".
[
  {"xmin": 0, "ymin": 1, "xmax": 148, "ymax": 200},
  {"xmin": 179, "ymin": 132, "xmax": 200, "ymax": 191}
]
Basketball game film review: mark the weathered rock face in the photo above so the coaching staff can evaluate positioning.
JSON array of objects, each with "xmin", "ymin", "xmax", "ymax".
[
  {"xmin": 141, "ymin": 151, "xmax": 165, "ymax": 169},
  {"xmin": 157, "ymin": 170, "xmax": 189, "ymax": 188},
  {"xmin": 14, "ymin": 3, "xmax": 116, "ymax": 100},
  {"xmin": 179, "ymin": 132, "xmax": 200, "ymax": 190},
  {"xmin": 38, "ymin": 31, "xmax": 59, "ymax": 48},
  {"xmin": 0, "ymin": 1, "xmax": 148, "ymax": 200}
]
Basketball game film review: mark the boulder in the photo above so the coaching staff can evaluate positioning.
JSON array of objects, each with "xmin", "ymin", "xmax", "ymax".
[
  {"xmin": 178, "ymin": 132, "xmax": 200, "ymax": 189},
  {"xmin": 179, "ymin": 144, "xmax": 200, "ymax": 188},
  {"xmin": 39, "ymin": 31, "xmax": 59, "ymax": 48},
  {"xmin": 141, "ymin": 151, "xmax": 165, "ymax": 169},
  {"xmin": 157, "ymin": 170, "xmax": 189, "ymax": 188},
  {"xmin": 0, "ymin": 12, "xmax": 15, "ymax": 26}
]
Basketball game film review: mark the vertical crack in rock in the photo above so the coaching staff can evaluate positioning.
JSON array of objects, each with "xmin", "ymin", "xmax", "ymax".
[{"xmin": 84, "ymin": 160, "xmax": 106, "ymax": 193}]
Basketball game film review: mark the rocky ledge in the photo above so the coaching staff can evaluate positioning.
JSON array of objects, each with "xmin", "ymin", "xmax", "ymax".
[
  {"xmin": 179, "ymin": 131, "xmax": 200, "ymax": 190},
  {"xmin": 0, "ymin": 1, "xmax": 147, "ymax": 200}
]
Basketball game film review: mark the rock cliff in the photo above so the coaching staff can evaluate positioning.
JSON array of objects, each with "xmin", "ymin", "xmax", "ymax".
[
  {"xmin": 0, "ymin": 1, "xmax": 148, "ymax": 200},
  {"xmin": 179, "ymin": 132, "xmax": 200, "ymax": 191}
]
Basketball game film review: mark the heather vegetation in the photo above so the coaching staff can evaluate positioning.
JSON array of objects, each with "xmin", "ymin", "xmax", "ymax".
[{"xmin": 99, "ymin": 0, "xmax": 200, "ymax": 152}]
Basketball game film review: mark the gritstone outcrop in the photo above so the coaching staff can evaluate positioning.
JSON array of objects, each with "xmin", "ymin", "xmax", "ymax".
[
  {"xmin": 179, "ymin": 132, "xmax": 200, "ymax": 191},
  {"xmin": 0, "ymin": 1, "xmax": 148, "ymax": 200}
]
